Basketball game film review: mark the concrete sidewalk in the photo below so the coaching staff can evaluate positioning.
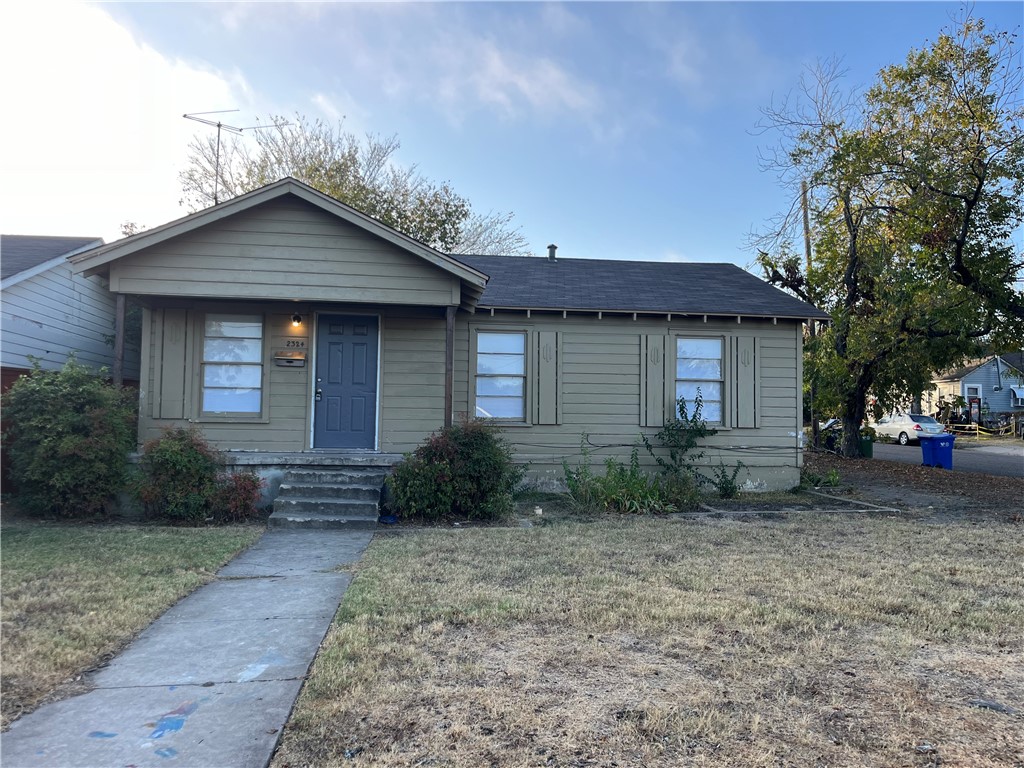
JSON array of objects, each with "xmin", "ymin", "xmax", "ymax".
[{"xmin": 1, "ymin": 529, "xmax": 373, "ymax": 768}]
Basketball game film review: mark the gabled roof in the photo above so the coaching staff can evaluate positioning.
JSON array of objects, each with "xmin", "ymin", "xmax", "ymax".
[
  {"xmin": 1, "ymin": 235, "xmax": 103, "ymax": 282},
  {"xmin": 935, "ymin": 352, "xmax": 1024, "ymax": 382},
  {"xmin": 452, "ymin": 254, "xmax": 830, "ymax": 320},
  {"xmin": 68, "ymin": 178, "xmax": 488, "ymax": 296}
]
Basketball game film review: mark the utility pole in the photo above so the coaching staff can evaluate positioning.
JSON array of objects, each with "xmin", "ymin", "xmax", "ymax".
[{"xmin": 802, "ymin": 180, "xmax": 819, "ymax": 450}]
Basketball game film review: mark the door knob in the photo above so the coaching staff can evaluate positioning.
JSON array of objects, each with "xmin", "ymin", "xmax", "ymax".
[{"xmin": 315, "ymin": 388, "xmax": 322, "ymax": 402}]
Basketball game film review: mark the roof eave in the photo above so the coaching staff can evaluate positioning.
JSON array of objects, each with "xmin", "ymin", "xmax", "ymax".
[{"xmin": 476, "ymin": 304, "xmax": 828, "ymax": 322}]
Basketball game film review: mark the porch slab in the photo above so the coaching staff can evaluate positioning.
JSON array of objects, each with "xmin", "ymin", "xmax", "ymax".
[{"xmin": 220, "ymin": 451, "xmax": 404, "ymax": 467}]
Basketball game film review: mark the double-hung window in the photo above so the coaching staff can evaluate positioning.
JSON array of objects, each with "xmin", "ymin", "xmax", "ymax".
[
  {"xmin": 475, "ymin": 332, "xmax": 526, "ymax": 421},
  {"xmin": 201, "ymin": 314, "xmax": 264, "ymax": 415},
  {"xmin": 676, "ymin": 337, "xmax": 723, "ymax": 424}
]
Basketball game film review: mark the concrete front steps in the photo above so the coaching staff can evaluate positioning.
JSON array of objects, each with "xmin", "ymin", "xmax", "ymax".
[{"xmin": 269, "ymin": 467, "xmax": 390, "ymax": 529}]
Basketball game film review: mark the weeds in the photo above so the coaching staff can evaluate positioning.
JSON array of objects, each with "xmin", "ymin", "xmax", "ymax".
[
  {"xmin": 564, "ymin": 443, "xmax": 680, "ymax": 514},
  {"xmin": 706, "ymin": 460, "xmax": 745, "ymax": 499},
  {"xmin": 800, "ymin": 466, "xmax": 841, "ymax": 489}
]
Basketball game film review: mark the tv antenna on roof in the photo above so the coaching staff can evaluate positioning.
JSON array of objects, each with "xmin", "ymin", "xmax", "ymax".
[{"xmin": 183, "ymin": 110, "xmax": 289, "ymax": 205}]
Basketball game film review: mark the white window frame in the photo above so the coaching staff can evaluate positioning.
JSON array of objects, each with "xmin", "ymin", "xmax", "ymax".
[
  {"xmin": 966, "ymin": 385, "xmax": 981, "ymax": 399},
  {"xmin": 473, "ymin": 329, "xmax": 528, "ymax": 423},
  {"xmin": 199, "ymin": 313, "xmax": 266, "ymax": 419},
  {"xmin": 674, "ymin": 336, "xmax": 725, "ymax": 425},
  {"xmin": 1011, "ymin": 387, "xmax": 1024, "ymax": 408}
]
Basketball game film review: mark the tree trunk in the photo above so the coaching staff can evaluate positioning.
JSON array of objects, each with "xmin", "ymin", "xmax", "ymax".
[{"xmin": 840, "ymin": 371, "xmax": 872, "ymax": 458}]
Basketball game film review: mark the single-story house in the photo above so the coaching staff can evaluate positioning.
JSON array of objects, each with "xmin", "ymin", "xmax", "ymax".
[
  {"xmin": 1, "ymin": 234, "xmax": 140, "ymax": 391},
  {"xmin": 68, "ymin": 177, "xmax": 827, "ymax": 499},
  {"xmin": 931, "ymin": 353, "xmax": 1024, "ymax": 419}
]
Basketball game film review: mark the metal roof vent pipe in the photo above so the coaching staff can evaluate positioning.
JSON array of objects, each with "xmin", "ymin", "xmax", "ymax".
[{"xmin": 547, "ymin": 243, "xmax": 558, "ymax": 261}]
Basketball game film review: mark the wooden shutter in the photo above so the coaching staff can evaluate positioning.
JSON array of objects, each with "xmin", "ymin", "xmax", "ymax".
[
  {"xmin": 535, "ymin": 331, "xmax": 561, "ymax": 425},
  {"xmin": 735, "ymin": 335, "xmax": 759, "ymax": 428},
  {"xmin": 640, "ymin": 335, "xmax": 667, "ymax": 427},
  {"xmin": 158, "ymin": 309, "xmax": 189, "ymax": 419}
]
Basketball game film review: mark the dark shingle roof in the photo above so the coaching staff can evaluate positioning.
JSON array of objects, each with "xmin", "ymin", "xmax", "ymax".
[
  {"xmin": 451, "ymin": 255, "xmax": 829, "ymax": 320},
  {"xmin": 1002, "ymin": 352, "xmax": 1024, "ymax": 375},
  {"xmin": 1, "ymin": 235, "xmax": 103, "ymax": 280}
]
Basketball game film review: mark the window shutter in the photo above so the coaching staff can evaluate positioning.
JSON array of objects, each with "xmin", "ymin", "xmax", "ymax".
[
  {"xmin": 640, "ymin": 335, "xmax": 667, "ymax": 427},
  {"xmin": 735, "ymin": 335, "xmax": 758, "ymax": 428},
  {"xmin": 535, "ymin": 331, "xmax": 561, "ymax": 425},
  {"xmin": 158, "ymin": 309, "xmax": 189, "ymax": 419}
]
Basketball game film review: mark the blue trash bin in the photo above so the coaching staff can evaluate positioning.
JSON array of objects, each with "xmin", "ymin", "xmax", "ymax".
[
  {"xmin": 920, "ymin": 434, "xmax": 955, "ymax": 469},
  {"xmin": 919, "ymin": 434, "xmax": 936, "ymax": 466}
]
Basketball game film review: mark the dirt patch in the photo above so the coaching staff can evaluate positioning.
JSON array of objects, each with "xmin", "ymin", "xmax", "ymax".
[{"xmin": 805, "ymin": 451, "xmax": 1023, "ymax": 522}]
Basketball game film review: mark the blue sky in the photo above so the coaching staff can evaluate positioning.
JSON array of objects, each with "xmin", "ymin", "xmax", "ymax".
[{"xmin": 2, "ymin": 2, "xmax": 1021, "ymax": 270}]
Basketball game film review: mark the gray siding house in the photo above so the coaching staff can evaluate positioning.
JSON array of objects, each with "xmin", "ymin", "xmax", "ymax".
[
  {"xmin": 931, "ymin": 353, "xmax": 1024, "ymax": 418},
  {"xmin": 69, "ymin": 178, "xmax": 827, "ymax": 492},
  {"xmin": 1, "ymin": 235, "xmax": 140, "ymax": 390}
]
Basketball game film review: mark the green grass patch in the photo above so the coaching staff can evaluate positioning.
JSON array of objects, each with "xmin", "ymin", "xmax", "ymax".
[
  {"xmin": 275, "ymin": 514, "xmax": 1023, "ymax": 768},
  {"xmin": 1, "ymin": 518, "xmax": 262, "ymax": 725}
]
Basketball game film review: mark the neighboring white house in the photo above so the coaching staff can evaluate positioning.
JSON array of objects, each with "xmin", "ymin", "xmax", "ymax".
[{"xmin": 1, "ymin": 235, "xmax": 140, "ymax": 389}]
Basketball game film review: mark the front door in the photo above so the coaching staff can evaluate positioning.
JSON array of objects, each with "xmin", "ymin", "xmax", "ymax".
[{"xmin": 314, "ymin": 314, "xmax": 379, "ymax": 449}]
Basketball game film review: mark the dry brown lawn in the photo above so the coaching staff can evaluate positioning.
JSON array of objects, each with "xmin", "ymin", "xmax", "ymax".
[{"xmin": 274, "ymin": 514, "xmax": 1023, "ymax": 768}]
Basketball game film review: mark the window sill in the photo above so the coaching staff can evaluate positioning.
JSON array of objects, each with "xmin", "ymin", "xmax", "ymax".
[{"xmin": 195, "ymin": 415, "xmax": 270, "ymax": 424}]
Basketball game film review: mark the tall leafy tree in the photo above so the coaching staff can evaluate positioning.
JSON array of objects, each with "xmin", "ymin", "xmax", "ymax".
[
  {"xmin": 757, "ymin": 14, "xmax": 1023, "ymax": 456},
  {"xmin": 179, "ymin": 115, "xmax": 531, "ymax": 256}
]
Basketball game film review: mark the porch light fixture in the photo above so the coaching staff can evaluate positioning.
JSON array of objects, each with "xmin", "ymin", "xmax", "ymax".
[{"xmin": 291, "ymin": 313, "xmax": 303, "ymax": 328}]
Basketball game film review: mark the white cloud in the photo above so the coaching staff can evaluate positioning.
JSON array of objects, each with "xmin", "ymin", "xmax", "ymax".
[
  {"xmin": 466, "ymin": 41, "xmax": 601, "ymax": 119},
  {"xmin": 316, "ymin": 5, "xmax": 607, "ymax": 131},
  {"xmin": 0, "ymin": 3, "xmax": 251, "ymax": 241}
]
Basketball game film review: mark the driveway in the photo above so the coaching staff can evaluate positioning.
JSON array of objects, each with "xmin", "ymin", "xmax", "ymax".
[{"xmin": 872, "ymin": 441, "xmax": 1023, "ymax": 478}]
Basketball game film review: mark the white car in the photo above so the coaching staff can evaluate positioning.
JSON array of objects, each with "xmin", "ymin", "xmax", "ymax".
[{"xmin": 872, "ymin": 413, "xmax": 944, "ymax": 445}]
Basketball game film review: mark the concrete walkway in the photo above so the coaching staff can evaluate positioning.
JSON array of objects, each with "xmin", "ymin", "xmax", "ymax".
[{"xmin": 1, "ymin": 529, "xmax": 373, "ymax": 768}]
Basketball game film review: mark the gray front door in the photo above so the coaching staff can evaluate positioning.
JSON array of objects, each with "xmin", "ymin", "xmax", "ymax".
[{"xmin": 314, "ymin": 314, "xmax": 378, "ymax": 449}]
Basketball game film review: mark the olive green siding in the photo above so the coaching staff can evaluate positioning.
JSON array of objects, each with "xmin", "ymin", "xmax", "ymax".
[
  {"xmin": 138, "ymin": 302, "xmax": 450, "ymax": 453},
  {"xmin": 456, "ymin": 312, "xmax": 803, "ymax": 490},
  {"xmin": 139, "ymin": 305, "xmax": 804, "ymax": 489},
  {"xmin": 109, "ymin": 198, "xmax": 461, "ymax": 306}
]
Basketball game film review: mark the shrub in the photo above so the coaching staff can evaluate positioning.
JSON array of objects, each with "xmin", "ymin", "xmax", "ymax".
[
  {"xmin": 1, "ymin": 359, "xmax": 135, "ymax": 518},
  {"xmin": 136, "ymin": 426, "xmax": 221, "ymax": 524},
  {"xmin": 212, "ymin": 470, "xmax": 267, "ymax": 523},
  {"xmin": 387, "ymin": 420, "xmax": 522, "ymax": 521},
  {"xmin": 641, "ymin": 391, "xmax": 718, "ymax": 483},
  {"xmin": 706, "ymin": 460, "xmax": 745, "ymax": 499}
]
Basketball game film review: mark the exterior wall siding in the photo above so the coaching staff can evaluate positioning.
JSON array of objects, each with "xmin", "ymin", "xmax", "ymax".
[
  {"xmin": 958, "ymin": 362, "xmax": 1024, "ymax": 415},
  {"xmin": 456, "ymin": 312, "xmax": 803, "ymax": 491},
  {"xmin": 138, "ymin": 301, "xmax": 449, "ymax": 453},
  {"xmin": 138, "ymin": 302, "xmax": 805, "ymax": 491},
  {"xmin": 1, "ymin": 263, "xmax": 140, "ymax": 377},
  {"xmin": 108, "ymin": 198, "xmax": 460, "ymax": 306}
]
